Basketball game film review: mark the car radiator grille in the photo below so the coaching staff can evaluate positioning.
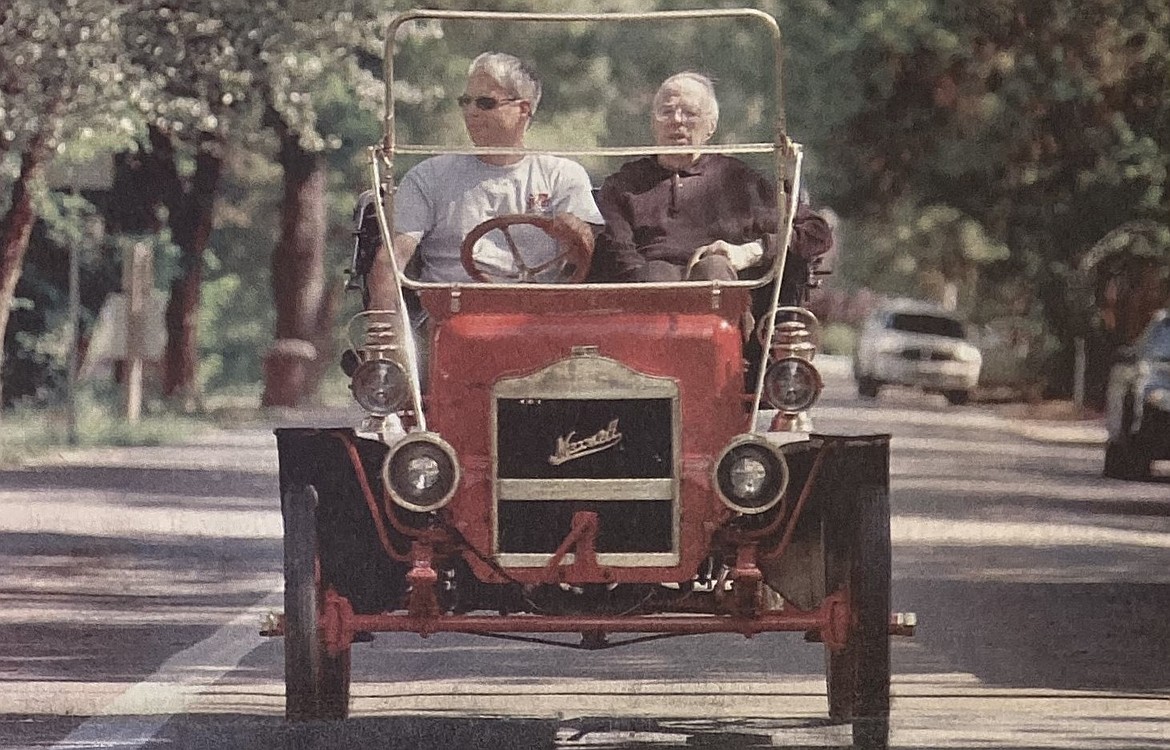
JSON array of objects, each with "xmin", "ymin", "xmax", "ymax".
[
  {"xmin": 491, "ymin": 355, "xmax": 678, "ymax": 561},
  {"xmin": 900, "ymin": 347, "xmax": 956, "ymax": 361},
  {"xmin": 495, "ymin": 397, "xmax": 676, "ymax": 557}
]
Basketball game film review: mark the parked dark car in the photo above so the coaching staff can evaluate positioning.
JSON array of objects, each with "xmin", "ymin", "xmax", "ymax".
[{"xmin": 1103, "ymin": 309, "xmax": 1170, "ymax": 479}]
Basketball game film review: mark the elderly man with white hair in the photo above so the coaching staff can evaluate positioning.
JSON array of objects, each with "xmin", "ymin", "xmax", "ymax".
[{"xmin": 591, "ymin": 71, "xmax": 830, "ymax": 285}]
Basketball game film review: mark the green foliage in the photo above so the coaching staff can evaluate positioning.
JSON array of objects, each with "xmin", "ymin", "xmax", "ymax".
[
  {"xmin": 840, "ymin": 198, "xmax": 1009, "ymax": 317},
  {"xmin": 2, "ymin": 191, "xmax": 116, "ymax": 407},
  {"xmin": 197, "ymin": 272, "xmax": 272, "ymax": 390},
  {"xmin": 0, "ymin": 388, "xmax": 213, "ymax": 466},
  {"xmin": 5, "ymin": 0, "xmax": 1168, "ymax": 406},
  {"xmin": 820, "ymin": 322, "xmax": 857, "ymax": 357},
  {"xmin": 0, "ymin": 0, "xmax": 143, "ymax": 157},
  {"xmin": 830, "ymin": 0, "xmax": 1169, "ymax": 299}
]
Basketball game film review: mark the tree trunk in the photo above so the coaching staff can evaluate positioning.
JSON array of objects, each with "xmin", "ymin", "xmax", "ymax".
[
  {"xmin": 160, "ymin": 130, "xmax": 225, "ymax": 410},
  {"xmin": 262, "ymin": 127, "xmax": 335, "ymax": 408},
  {"xmin": 0, "ymin": 134, "xmax": 51, "ymax": 409}
]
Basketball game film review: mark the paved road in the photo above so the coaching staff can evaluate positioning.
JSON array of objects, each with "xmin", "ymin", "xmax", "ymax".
[{"xmin": 1, "ymin": 370, "xmax": 1167, "ymax": 749}]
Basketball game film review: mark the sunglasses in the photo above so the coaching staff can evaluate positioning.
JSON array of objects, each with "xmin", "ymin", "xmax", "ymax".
[{"xmin": 457, "ymin": 95, "xmax": 522, "ymax": 111}]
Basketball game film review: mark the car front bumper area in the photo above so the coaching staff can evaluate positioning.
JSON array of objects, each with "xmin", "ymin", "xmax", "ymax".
[
  {"xmin": 871, "ymin": 355, "xmax": 978, "ymax": 391},
  {"xmin": 1135, "ymin": 405, "xmax": 1170, "ymax": 459},
  {"xmin": 272, "ymin": 428, "xmax": 906, "ymax": 651}
]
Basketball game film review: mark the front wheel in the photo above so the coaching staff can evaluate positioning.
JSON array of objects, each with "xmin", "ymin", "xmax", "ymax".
[
  {"xmin": 826, "ymin": 485, "xmax": 892, "ymax": 749},
  {"xmin": 283, "ymin": 483, "xmax": 351, "ymax": 721},
  {"xmin": 857, "ymin": 377, "xmax": 880, "ymax": 399},
  {"xmin": 944, "ymin": 389, "xmax": 970, "ymax": 406},
  {"xmin": 1103, "ymin": 438, "xmax": 1149, "ymax": 480}
]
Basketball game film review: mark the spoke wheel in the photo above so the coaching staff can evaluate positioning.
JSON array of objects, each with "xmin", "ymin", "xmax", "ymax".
[
  {"xmin": 825, "ymin": 485, "xmax": 891, "ymax": 749},
  {"xmin": 460, "ymin": 214, "xmax": 591, "ymax": 283},
  {"xmin": 283, "ymin": 483, "xmax": 351, "ymax": 721}
]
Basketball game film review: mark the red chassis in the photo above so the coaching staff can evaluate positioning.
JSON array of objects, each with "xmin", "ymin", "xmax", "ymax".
[{"xmin": 271, "ymin": 284, "xmax": 905, "ymax": 750}]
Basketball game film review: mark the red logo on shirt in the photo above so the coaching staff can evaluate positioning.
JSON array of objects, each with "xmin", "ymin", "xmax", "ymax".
[{"xmin": 526, "ymin": 193, "xmax": 552, "ymax": 213}]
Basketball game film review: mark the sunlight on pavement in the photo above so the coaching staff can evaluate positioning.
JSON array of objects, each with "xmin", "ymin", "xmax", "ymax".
[{"xmin": 0, "ymin": 492, "xmax": 282, "ymax": 539}]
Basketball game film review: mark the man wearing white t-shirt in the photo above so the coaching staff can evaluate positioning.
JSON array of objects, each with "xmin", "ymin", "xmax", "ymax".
[{"xmin": 367, "ymin": 52, "xmax": 603, "ymax": 305}]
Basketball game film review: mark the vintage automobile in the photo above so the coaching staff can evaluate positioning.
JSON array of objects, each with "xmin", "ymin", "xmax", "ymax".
[
  {"xmin": 1103, "ymin": 308, "xmax": 1170, "ymax": 480},
  {"xmin": 264, "ymin": 9, "xmax": 913, "ymax": 749}
]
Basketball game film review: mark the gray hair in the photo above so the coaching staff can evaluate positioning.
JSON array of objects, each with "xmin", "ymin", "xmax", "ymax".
[
  {"xmin": 654, "ymin": 71, "xmax": 720, "ymax": 127},
  {"xmin": 468, "ymin": 52, "xmax": 542, "ymax": 118}
]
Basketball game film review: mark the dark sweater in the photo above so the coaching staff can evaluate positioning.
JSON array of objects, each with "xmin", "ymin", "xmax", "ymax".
[{"xmin": 591, "ymin": 154, "xmax": 831, "ymax": 283}]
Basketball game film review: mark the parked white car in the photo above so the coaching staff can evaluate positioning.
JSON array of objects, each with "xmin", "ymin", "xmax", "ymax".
[{"xmin": 853, "ymin": 300, "xmax": 982, "ymax": 405}]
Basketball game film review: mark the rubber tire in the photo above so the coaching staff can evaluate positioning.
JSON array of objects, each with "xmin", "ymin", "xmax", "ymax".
[
  {"xmin": 283, "ymin": 483, "xmax": 351, "ymax": 721},
  {"xmin": 944, "ymin": 390, "xmax": 970, "ymax": 406},
  {"xmin": 826, "ymin": 485, "xmax": 892, "ymax": 749},
  {"xmin": 1103, "ymin": 440, "xmax": 1126, "ymax": 479},
  {"xmin": 826, "ymin": 640, "xmax": 857, "ymax": 722},
  {"xmin": 857, "ymin": 377, "xmax": 880, "ymax": 399},
  {"xmin": 1104, "ymin": 401, "xmax": 1151, "ymax": 481}
]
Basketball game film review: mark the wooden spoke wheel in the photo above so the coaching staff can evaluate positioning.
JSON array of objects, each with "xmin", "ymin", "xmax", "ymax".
[
  {"xmin": 825, "ymin": 484, "xmax": 892, "ymax": 750},
  {"xmin": 283, "ymin": 483, "xmax": 351, "ymax": 721}
]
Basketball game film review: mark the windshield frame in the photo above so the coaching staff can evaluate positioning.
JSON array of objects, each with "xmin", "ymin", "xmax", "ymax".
[{"xmin": 373, "ymin": 8, "xmax": 798, "ymax": 294}]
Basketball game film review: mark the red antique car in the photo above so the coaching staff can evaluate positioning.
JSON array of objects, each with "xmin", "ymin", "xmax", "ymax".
[{"xmin": 267, "ymin": 9, "xmax": 912, "ymax": 749}]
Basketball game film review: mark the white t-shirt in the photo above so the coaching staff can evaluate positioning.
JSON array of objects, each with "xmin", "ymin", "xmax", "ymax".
[{"xmin": 394, "ymin": 154, "xmax": 603, "ymax": 283}]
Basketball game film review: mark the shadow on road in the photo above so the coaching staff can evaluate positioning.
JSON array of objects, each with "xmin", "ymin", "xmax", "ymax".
[
  {"xmin": 0, "ymin": 466, "xmax": 278, "ymax": 506},
  {"xmin": 57, "ymin": 713, "xmax": 850, "ymax": 750},
  {"xmin": 895, "ymin": 577, "xmax": 1170, "ymax": 692}
]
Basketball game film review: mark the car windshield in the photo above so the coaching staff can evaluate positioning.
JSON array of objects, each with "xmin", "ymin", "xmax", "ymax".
[
  {"xmin": 1144, "ymin": 322, "xmax": 1170, "ymax": 361},
  {"xmin": 888, "ymin": 313, "xmax": 965, "ymax": 339},
  {"xmin": 378, "ymin": 9, "xmax": 792, "ymax": 292}
]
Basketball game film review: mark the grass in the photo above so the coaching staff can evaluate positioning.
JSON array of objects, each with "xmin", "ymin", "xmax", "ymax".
[
  {"xmin": 0, "ymin": 377, "xmax": 359, "ymax": 467},
  {"xmin": 0, "ymin": 399, "xmax": 216, "ymax": 466}
]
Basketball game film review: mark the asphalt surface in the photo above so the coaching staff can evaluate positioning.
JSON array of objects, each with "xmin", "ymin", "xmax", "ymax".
[{"xmin": 0, "ymin": 361, "xmax": 1167, "ymax": 749}]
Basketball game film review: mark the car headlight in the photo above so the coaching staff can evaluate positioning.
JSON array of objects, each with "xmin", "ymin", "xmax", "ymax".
[
  {"xmin": 350, "ymin": 358, "xmax": 410, "ymax": 416},
  {"xmin": 954, "ymin": 344, "xmax": 983, "ymax": 364},
  {"xmin": 382, "ymin": 433, "xmax": 459, "ymax": 512},
  {"xmin": 764, "ymin": 357, "xmax": 823, "ymax": 413},
  {"xmin": 872, "ymin": 333, "xmax": 900, "ymax": 353},
  {"xmin": 1146, "ymin": 387, "xmax": 1170, "ymax": 409},
  {"xmin": 713, "ymin": 435, "xmax": 789, "ymax": 515}
]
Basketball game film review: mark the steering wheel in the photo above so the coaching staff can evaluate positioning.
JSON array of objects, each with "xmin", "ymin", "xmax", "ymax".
[{"xmin": 460, "ymin": 214, "xmax": 591, "ymax": 283}]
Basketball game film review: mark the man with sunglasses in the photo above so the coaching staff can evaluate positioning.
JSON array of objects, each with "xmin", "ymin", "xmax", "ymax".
[{"xmin": 366, "ymin": 52, "xmax": 602, "ymax": 307}]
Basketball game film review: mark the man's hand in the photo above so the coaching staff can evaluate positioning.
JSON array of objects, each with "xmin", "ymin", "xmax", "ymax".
[
  {"xmin": 696, "ymin": 239, "xmax": 765, "ymax": 271},
  {"xmin": 548, "ymin": 212, "xmax": 596, "ymax": 254}
]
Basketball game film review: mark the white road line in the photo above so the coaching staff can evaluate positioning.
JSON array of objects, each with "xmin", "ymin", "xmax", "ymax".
[
  {"xmin": 0, "ymin": 492, "xmax": 283, "ymax": 539},
  {"xmin": 893, "ymin": 515, "xmax": 1170, "ymax": 549},
  {"xmin": 49, "ymin": 589, "xmax": 282, "ymax": 750}
]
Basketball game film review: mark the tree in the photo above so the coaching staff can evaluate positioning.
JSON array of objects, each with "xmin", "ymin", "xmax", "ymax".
[
  {"xmin": 111, "ymin": 2, "xmax": 389, "ymax": 408},
  {"xmin": 112, "ymin": 1, "xmax": 272, "ymax": 409},
  {"xmin": 255, "ymin": 7, "xmax": 388, "ymax": 407},
  {"xmin": 0, "ymin": 0, "xmax": 141, "ymax": 408},
  {"xmin": 826, "ymin": 0, "xmax": 1170, "ymax": 392}
]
